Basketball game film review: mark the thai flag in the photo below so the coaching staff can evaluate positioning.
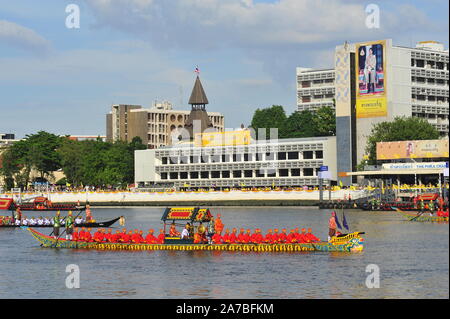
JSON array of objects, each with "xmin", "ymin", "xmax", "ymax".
[{"xmin": 195, "ymin": 66, "xmax": 200, "ymax": 74}]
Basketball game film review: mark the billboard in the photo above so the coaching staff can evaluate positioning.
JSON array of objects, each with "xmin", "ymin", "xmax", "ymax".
[
  {"xmin": 194, "ymin": 130, "xmax": 251, "ymax": 147},
  {"xmin": 377, "ymin": 139, "xmax": 449, "ymax": 160},
  {"xmin": 355, "ymin": 40, "xmax": 387, "ymax": 118}
]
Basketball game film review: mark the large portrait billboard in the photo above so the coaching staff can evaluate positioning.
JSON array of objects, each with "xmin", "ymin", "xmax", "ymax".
[
  {"xmin": 376, "ymin": 139, "xmax": 449, "ymax": 160},
  {"xmin": 355, "ymin": 40, "xmax": 387, "ymax": 118}
]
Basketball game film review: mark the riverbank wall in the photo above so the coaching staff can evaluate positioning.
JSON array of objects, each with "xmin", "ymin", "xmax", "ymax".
[{"xmin": 1, "ymin": 189, "xmax": 367, "ymax": 207}]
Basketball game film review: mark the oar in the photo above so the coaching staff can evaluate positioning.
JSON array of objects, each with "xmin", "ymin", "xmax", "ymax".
[
  {"xmin": 409, "ymin": 211, "xmax": 425, "ymax": 222},
  {"xmin": 52, "ymin": 209, "xmax": 85, "ymax": 248}
]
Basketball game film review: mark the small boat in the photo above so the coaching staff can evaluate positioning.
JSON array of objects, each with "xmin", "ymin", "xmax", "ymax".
[
  {"xmin": 1, "ymin": 217, "xmax": 122, "ymax": 229},
  {"xmin": 394, "ymin": 208, "xmax": 449, "ymax": 222},
  {"xmin": 0, "ymin": 197, "xmax": 82, "ymax": 211}
]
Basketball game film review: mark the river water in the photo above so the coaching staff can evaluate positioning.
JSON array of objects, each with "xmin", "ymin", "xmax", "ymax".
[{"xmin": 0, "ymin": 207, "xmax": 448, "ymax": 299}]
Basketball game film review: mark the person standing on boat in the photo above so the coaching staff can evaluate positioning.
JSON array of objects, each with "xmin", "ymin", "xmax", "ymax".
[
  {"xmin": 428, "ymin": 200, "xmax": 435, "ymax": 216},
  {"xmin": 53, "ymin": 211, "xmax": 62, "ymax": 239},
  {"xmin": 214, "ymin": 214, "xmax": 224, "ymax": 235},
  {"xmin": 65, "ymin": 211, "xmax": 74, "ymax": 241},
  {"xmin": 85, "ymin": 204, "xmax": 92, "ymax": 222},
  {"xmin": 328, "ymin": 212, "xmax": 337, "ymax": 242},
  {"xmin": 181, "ymin": 224, "xmax": 190, "ymax": 240}
]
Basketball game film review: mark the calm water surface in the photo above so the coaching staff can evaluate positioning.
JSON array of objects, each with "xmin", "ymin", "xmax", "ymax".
[{"xmin": 0, "ymin": 207, "xmax": 448, "ymax": 299}]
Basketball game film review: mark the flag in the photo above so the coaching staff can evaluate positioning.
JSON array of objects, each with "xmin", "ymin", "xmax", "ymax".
[
  {"xmin": 195, "ymin": 66, "xmax": 200, "ymax": 74},
  {"xmin": 342, "ymin": 211, "xmax": 349, "ymax": 231},
  {"xmin": 339, "ymin": 180, "xmax": 343, "ymax": 187},
  {"xmin": 335, "ymin": 214, "xmax": 342, "ymax": 230}
]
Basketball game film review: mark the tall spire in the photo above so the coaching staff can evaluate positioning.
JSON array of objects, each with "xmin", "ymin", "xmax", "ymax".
[
  {"xmin": 184, "ymin": 74, "xmax": 213, "ymax": 140},
  {"xmin": 188, "ymin": 76, "xmax": 209, "ymax": 109}
]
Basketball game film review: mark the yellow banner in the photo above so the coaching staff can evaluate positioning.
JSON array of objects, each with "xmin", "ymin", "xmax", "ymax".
[
  {"xmin": 377, "ymin": 139, "xmax": 449, "ymax": 160},
  {"xmin": 195, "ymin": 130, "xmax": 251, "ymax": 147},
  {"xmin": 356, "ymin": 97, "xmax": 387, "ymax": 118}
]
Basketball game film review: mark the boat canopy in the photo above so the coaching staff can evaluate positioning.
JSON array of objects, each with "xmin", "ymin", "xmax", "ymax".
[
  {"xmin": 416, "ymin": 193, "xmax": 439, "ymax": 201},
  {"xmin": 0, "ymin": 198, "xmax": 14, "ymax": 210},
  {"xmin": 161, "ymin": 207, "xmax": 213, "ymax": 223}
]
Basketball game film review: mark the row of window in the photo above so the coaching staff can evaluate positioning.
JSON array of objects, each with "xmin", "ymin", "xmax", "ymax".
[
  {"xmin": 160, "ymin": 168, "xmax": 318, "ymax": 180},
  {"xmin": 161, "ymin": 151, "xmax": 323, "ymax": 164}
]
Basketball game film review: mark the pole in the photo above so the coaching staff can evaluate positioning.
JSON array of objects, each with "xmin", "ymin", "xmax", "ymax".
[
  {"xmin": 319, "ymin": 177, "xmax": 323, "ymax": 203},
  {"xmin": 329, "ymin": 179, "xmax": 332, "ymax": 201}
]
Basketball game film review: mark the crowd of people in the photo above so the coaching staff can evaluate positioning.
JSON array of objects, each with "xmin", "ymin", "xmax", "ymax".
[
  {"xmin": 0, "ymin": 212, "xmax": 86, "ymax": 226},
  {"xmin": 63, "ymin": 226, "xmax": 322, "ymax": 245}
]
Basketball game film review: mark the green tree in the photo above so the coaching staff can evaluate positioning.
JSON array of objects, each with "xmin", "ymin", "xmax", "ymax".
[
  {"xmin": 26, "ymin": 131, "xmax": 62, "ymax": 179},
  {"xmin": 362, "ymin": 116, "xmax": 440, "ymax": 166},
  {"xmin": 313, "ymin": 105, "xmax": 336, "ymax": 136},
  {"xmin": 250, "ymin": 105, "xmax": 287, "ymax": 139},
  {"xmin": 284, "ymin": 110, "xmax": 317, "ymax": 138}
]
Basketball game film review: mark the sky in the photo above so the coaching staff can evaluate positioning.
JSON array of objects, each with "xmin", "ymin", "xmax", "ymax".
[{"xmin": 0, "ymin": 0, "xmax": 448, "ymax": 138}]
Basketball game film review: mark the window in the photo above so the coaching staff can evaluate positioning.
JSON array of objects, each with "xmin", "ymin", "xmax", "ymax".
[
  {"xmin": 266, "ymin": 152, "xmax": 275, "ymax": 161},
  {"xmin": 180, "ymin": 172, "xmax": 188, "ymax": 179},
  {"xmin": 162, "ymin": 157, "xmax": 168, "ymax": 164},
  {"xmin": 291, "ymin": 169, "xmax": 301, "ymax": 177},
  {"xmin": 255, "ymin": 170, "xmax": 265, "ymax": 178},
  {"xmin": 222, "ymin": 171, "xmax": 230, "ymax": 178},
  {"xmin": 211, "ymin": 171, "xmax": 220, "ymax": 178},
  {"xmin": 315, "ymin": 151, "xmax": 323, "ymax": 159},
  {"xmin": 161, "ymin": 172, "xmax": 168, "ymax": 180},
  {"xmin": 279, "ymin": 169, "xmax": 289, "ymax": 177},
  {"xmin": 303, "ymin": 168, "xmax": 314, "ymax": 176},
  {"xmin": 190, "ymin": 172, "xmax": 199, "ymax": 179},
  {"xmin": 278, "ymin": 152, "xmax": 286, "ymax": 160},
  {"xmin": 244, "ymin": 170, "xmax": 253, "ymax": 178},
  {"xmin": 288, "ymin": 152, "xmax": 299, "ymax": 160},
  {"xmin": 233, "ymin": 170, "xmax": 242, "ymax": 178},
  {"xmin": 303, "ymin": 151, "xmax": 314, "ymax": 159},
  {"xmin": 201, "ymin": 171, "xmax": 209, "ymax": 179},
  {"xmin": 169, "ymin": 172, "xmax": 178, "ymax": 179}
]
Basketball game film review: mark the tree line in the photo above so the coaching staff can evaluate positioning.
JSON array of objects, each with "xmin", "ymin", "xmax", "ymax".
[
  {"xmin": 250, "ymin": 105, "xmax": 336, "ymax": 139},
  {"xmin": 0, "ymin": 131, "xmax": 146, "ymax": 190}
]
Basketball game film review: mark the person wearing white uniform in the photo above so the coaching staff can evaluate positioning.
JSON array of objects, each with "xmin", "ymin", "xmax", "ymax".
[{"xmin": 181, "ymin": 225, "xmax": 190, "ymax": 240}]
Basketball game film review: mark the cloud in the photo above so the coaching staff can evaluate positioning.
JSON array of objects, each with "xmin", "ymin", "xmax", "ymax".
[{"xmin": 0, "ymin": 20, "xmax": 51, "ymax": 54}]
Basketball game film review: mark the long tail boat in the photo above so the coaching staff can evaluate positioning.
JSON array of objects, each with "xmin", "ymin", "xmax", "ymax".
[
  {"xmin": 27, "ymin": 228, "xmax": 365, "ymax": 252},
  {"xmin": 394, "ymin": 208, "xmax": 449, "ymax": 222},
  {"xmin": 1, "ymin": 217, "xmax": 122, "ymax": 229},
  {"xmin": 27, "ymin": 206, "xmax": 365, "ymax": 252}
]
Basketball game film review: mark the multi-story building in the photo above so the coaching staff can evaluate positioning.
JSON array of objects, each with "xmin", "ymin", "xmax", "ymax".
[
  {"xmin": 135, "ymin": 135, "xmax": 337, "ymax": 189},
  {"xmin": 297, "ymin": 39, "xmax": 449, "ymax": 185},
  {"xmin": 106, "ymin": 100, "xmax": 224, "ymax": 149},
  {"xmin": 296, "ymin": 68, "xmax": 335, "ymax": 112},
  {"xmin": 0, "ymin": 133, "xmax": 19, "ymax": 148}
]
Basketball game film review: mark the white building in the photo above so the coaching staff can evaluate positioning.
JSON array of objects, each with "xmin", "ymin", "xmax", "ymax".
[
  {"xmin": 135, "ymin": 136, "xmax": 337, "ymax": 189},
  {"xmin": 297, "ymin": 39, "xmax": 449, "ymax": 185}
]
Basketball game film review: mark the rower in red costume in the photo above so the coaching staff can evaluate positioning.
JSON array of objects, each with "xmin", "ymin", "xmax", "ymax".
[
  {"xmin": 126, "ymin": 231, "xmax": 134, "ymax": 243},
  {"xmin": 272, "ymin": 229, "xmax": 280, "ymax": 243},
  {"xmin": 251, "ymin": 229, "xmax": 263, "ymax": 244},
  {"xmin": 306, "ymin": 228, "xmax": 320, "ymax": 242},
  {"xmin": 169, "ymin": 222, "xmax": 180, "ymax": 237},
  {"xmin": 229, "ymin": 228, "xmax": 237, "ymax": 244},
  {"xmin": 222, "ymin": 229, "xmax": 231, "ymax": 244},
  {"xmin": 84, "ymin": 228, "xmax": 93, "ymax": 242},
  {"xmin": 79, "ymin": 227, "xmax": 87, "ymax": 241},
  {"xmin": 237, "ymin": 228, "xmax": 246, "ymax": 243},
  {"xmin": 278, "ymin": 229, "xmax": 288, "ymax": 243},
  {"xmin": 211, "ymin": 232, "xmax": 222, "ymax": 244},
  {"xmin": 298, "ymin": 228, "xmax": 308, "ymax": 243},
  {"xmin": 111, "ymin": 230, "xmax": 121, "ymax": 243},
  {"xmin": 119, "ymin": 228, "xmax": 128, "ymax": 243},
  {"xmin": 287, "ymin": 229, "xmax": 297, "ymax": 243},
  {"xmin": 131, "ymin": 229, "xmax": 144, "ymax": 243},
  {"xmin": 243, "ymin": 229, "xmax": 251, "ymax": 243},
  {"xmin": 157, "ymin": 229, "xmax": 165, "ymax": 244},
  {"xmin": 294, "ymin": 228, "xmax": 301, "ymax": 242},
  {"xmin": 93, "ymin": 229, "xmax": 105, "ymax": 243},
  {"xmin": 264, "ymin": 229, "xmax": 273, "ymax": 243},
  {"xmin": 145, "ymin": 229, "xmax": 158, "ymax": 244},
  {"xmin": 72, "ymin": 228, "xmax": 79, "ymax": 241},
  {"xmin": 214, "ymin": 214, "xmax": 224, "ymax": 235},
  {"xmin": 104, "ymin": 229, "xmax": 113, "ymax": 242}
]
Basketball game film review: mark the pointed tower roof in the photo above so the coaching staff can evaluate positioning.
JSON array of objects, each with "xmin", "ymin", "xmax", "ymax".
[{"xmin": 188, "ymin": 76, "xmax": 209, "ymax": 105}]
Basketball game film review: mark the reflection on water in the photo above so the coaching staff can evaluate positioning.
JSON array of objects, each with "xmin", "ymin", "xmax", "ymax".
[{"xmin": 0, "ymin": 207, "xmax": 448, "ymax": 299}]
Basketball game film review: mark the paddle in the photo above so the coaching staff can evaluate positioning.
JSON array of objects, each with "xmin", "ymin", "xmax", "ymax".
[{"xmin": 409, "ymin": 210, "xmax": 425, "ymax": 222}]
